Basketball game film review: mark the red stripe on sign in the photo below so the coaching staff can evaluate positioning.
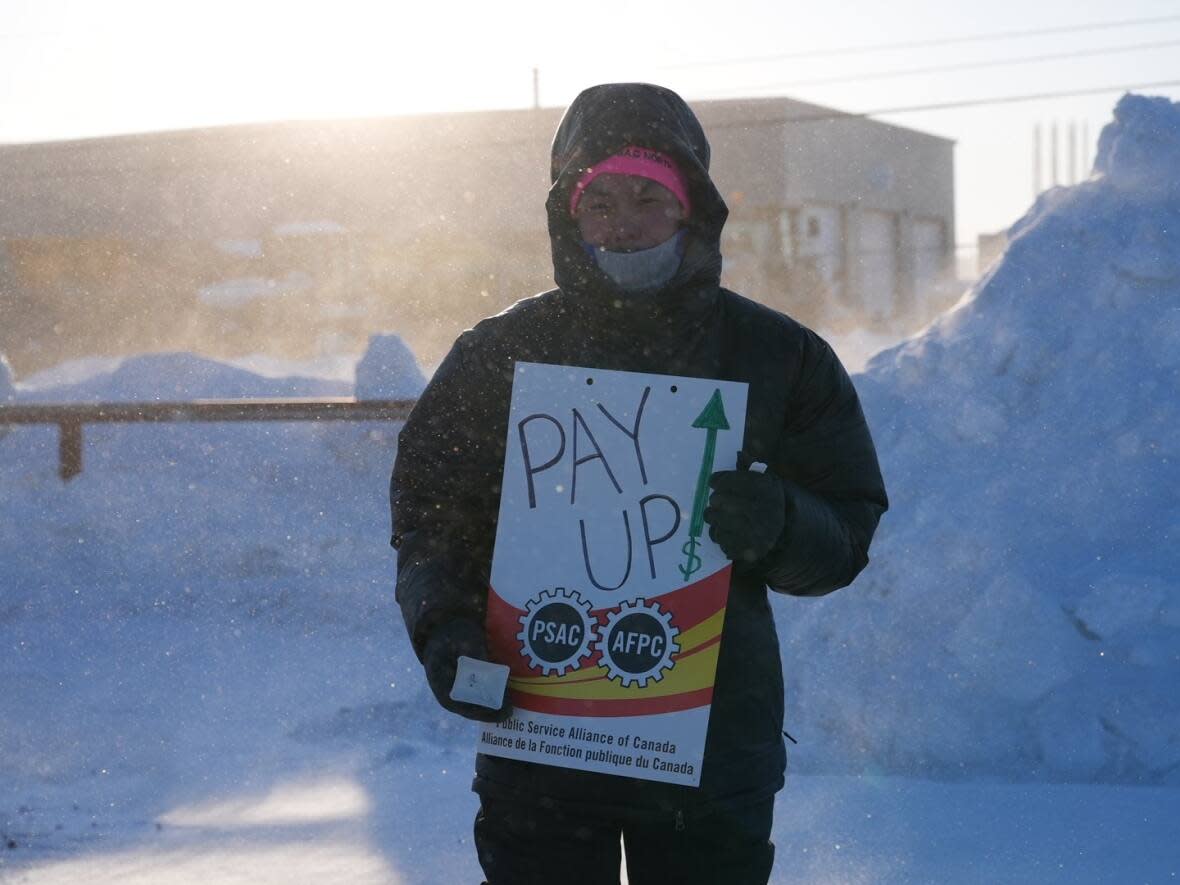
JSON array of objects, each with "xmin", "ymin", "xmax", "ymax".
[
  {"xmin": 486, "ymin": 586, "xmax": 530, "ymax": 675},
  {"xmin": 509, "ymin": 686, "xmax": 715, "ymax": 718},
  {"xmin": 641, "ymin": 565, "xmax": 731, "ymax": 631}
]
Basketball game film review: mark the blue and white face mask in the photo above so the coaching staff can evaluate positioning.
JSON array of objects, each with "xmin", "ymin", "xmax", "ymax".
[{"xmin": 588, "ymin": 231, "xmax": 686, "ymax": 292}]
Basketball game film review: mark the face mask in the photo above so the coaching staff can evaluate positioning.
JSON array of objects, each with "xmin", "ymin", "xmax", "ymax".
[{"xmin": 589, "ymin": 231, "xmax": 686, "ymax": 292}]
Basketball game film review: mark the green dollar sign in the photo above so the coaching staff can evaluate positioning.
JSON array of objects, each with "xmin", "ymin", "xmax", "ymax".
[{"xmin": 679, "ymin": 536, "xmax": 702, "ymax": 580}]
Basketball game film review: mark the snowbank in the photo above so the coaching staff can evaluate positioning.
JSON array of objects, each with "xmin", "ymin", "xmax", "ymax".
[
  {"xmin": 15, "ymin": 352, "xmax": 349, "ymax": 402},
  {"xmin": 0, "ymin": 345, "xmax": 436, "ymax": 867},
  {"xmin": 354, "ymin": 334, "xmax": 426, "ymax": 400},
  {"xmin": 780, "ymin": 94, "xmax": 1180, "ymax": 784},
  {"xmin": 0, "ymin": 351, "xmax": 389, "ymax": 622}
]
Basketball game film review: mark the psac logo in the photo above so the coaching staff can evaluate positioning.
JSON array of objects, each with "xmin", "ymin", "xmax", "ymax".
[
  {"xmin": 516, "ymin": 588, "xmax": 596, "ymax": 676},
  {"xmin": 516, "ymin": 589, "xmax": 680, "ymax": 687}
]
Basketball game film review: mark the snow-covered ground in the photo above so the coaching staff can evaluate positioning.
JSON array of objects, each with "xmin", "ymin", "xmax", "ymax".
[
  {"xmin": 793, "ymin": 93, "xmax": 1180, "ymax": 788},
  {"xmin": 3, "ymin": 94, "xmax": 1180, "ymax": 883}
]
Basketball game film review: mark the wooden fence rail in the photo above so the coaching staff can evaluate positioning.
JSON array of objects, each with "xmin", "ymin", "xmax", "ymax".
[{"xmin": 0, "ymin": 398, "xmax": 417, "ymax": 480}]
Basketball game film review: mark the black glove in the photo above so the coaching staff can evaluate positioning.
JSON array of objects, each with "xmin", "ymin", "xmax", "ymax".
[
  {"xmin": 423, "ymin": 619, "xmax": 512, "ymax": 723},
  {"xmin": 704, "ymin": 463, "xmax": 788, "ymax": 565}
]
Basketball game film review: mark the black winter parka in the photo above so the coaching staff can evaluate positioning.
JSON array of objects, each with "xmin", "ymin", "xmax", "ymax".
[{"xmin": 391, "ymin": 83, "xmax": 888, "ymax": 822}]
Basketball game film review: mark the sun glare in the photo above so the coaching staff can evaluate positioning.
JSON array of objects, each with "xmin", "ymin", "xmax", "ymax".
[
  {"xmin": 176, "ymin": 3, "xmax": 545, "ymax": 126},
  {"xmin": 159, "ymin": 776, "xmax": 372, "ymax": 828}
]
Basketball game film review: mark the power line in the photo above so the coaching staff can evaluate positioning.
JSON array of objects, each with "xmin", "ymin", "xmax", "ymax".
[
  {"xmin": 698, "ymin": 79, "xmax": 1180, "ymax": 127},
  {"xmin": 746, "ymin": 38, "xmax": 1180, "ymax": 91},
  {"xmin": 664, "ymin": 13, "xmax": 1180, "ymax": 68}
]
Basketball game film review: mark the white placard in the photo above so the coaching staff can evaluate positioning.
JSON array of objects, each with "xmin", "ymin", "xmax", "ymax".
[
  {"xmin": 481, "ymin": 362, "xmax": 748, "ymax": 786},
  {"xmin": 450, "ymin": 656, "xmax": 509, "ymax": 709}
]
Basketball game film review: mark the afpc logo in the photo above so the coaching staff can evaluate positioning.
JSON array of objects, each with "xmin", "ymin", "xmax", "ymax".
[
  {"xmin": 598, "ymin": 599, "xmax": 680, "ymax": 688},
  {"xmin": 516, "ymin": 588, "xmax": 597, "ymax": 676}
]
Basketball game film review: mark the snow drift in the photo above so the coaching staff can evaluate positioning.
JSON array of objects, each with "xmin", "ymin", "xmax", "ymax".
[
  {"xmin": 779, "ymin": 94, "xmax": 1180, "ymax": 784},
  {"xmin": 16, "ymin": 352, "xmax": 349, "ymax": 402},
  {"xmin": 0, "ymin": 339, "xmax": 420, "ymax": 621},
  {"xmin": 354, "ymin": 334, "xmax": 427, "ymax": 401}
]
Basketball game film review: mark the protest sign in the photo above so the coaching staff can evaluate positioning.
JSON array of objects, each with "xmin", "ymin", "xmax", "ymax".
[{"xmin": 482, "ymin": 362, "xmax": 748, "ymax": 786}]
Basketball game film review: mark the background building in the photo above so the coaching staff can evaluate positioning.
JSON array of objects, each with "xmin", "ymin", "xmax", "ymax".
[{"xmin": 0, "ymin": 96, "xmax": 955, "ymax": 376}]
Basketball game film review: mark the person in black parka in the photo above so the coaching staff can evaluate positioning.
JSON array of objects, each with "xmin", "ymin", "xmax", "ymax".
[{"xmin": 390, "ymin": 83, "xmax": 888, "ymax": 885}]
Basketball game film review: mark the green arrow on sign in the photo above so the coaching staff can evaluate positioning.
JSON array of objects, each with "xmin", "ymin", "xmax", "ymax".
[{"xmin": 679, "ymin": 388, "xmax": 730, "ymax": 581}]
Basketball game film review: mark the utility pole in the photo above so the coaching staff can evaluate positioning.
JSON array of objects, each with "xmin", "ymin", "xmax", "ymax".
[
  {"xmin": 1038, "ymin": 117, "xmax": 1094, "ymax": 191},
  {"xmin": 1050, "ymin": 120, "xmax": 1059, "ymax": 187},
  {"xmin": 1082, "ymin": 120, "xmax": 1091, "ymax": 175},
  {"xmin": 1033, "ymin": 123, "xmax": 1042, "ymax": 197},
  {"xmin": 1068, "ymin": 120, "xmax": 1077, "ymax": 185},
  {"xmin": 532, "ymin": 67, "xmax": 540, "ymax": 110}
]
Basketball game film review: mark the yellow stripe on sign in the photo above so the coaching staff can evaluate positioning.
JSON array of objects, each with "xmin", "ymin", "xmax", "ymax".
[{"xmin": 673, "ymin": 608, "xmax": 726, "ymax": 653}]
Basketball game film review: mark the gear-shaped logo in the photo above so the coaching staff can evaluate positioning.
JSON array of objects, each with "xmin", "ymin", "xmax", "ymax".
[
  {"xmin": 516, "ymin": 588, "xmax": 597, "ymax": 677},
  {"xmin": 597, "ymin": 598, "xmax": 680, "ymax": 688}
]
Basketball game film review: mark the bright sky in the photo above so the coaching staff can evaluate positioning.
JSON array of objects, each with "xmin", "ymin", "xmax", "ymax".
[{"xmin": 3, "ymin": 0, "xmax": 1179, "ymax": 249}]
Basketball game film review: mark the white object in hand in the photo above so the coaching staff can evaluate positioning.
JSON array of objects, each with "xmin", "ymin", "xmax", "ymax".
[
  {"xmin": 749, "ymin": 461, "xmax": 768, "ymax": 473},
  {"xmin": 450, "ymin": 656, "xmax": 510, "ymax": 709}
]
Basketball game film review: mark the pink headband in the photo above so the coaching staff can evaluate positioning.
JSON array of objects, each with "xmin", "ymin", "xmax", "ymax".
[{"xmin": 569, "ymin": 146, "xmax": 691, "ymax": 215}]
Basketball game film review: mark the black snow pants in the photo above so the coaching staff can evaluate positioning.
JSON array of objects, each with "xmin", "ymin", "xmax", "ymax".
[{"xmin": 474, "ymin": 795, "xmax": 775, "ymax": 885}]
